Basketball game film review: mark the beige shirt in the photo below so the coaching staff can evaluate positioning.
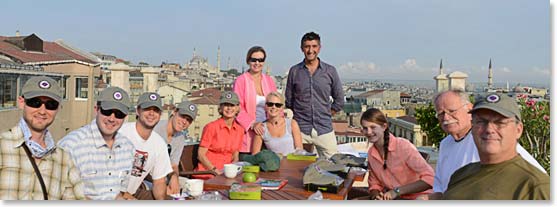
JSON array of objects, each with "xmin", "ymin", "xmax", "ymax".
[{"xmin": 0, "ymin": 125, "xmax": 85, "ymax": 200}]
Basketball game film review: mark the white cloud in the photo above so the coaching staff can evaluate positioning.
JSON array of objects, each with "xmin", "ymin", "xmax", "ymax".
[
  {"xmin": 399, "ymin": 58, "xmax": 427, "ymax": 73},
  {"xmin": 533, "ymin": 67, "xmax": 550, "ymax": 75},
  {"xmin": 499, "ymin": 67, "xmax": 511, "ymax": 73},
  {"xmin": 401, "ymin": 58, "xmax": 417, "ymax": 68},
  {"xmin": 338, "ymin": 61, "xmax": 379, "ymax": 78}
]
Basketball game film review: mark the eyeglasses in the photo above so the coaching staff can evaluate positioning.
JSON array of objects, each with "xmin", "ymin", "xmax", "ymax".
[
  {"xmin": 248, "ymin": 57, "xmax": 265, "ymax": 63},
  {"xmin": 25, "ymin": 97, "xmax": 59, "ymax": 110},
  {"xmin": 435, "ymin": 103, "xmax": 468, "ymax": 119},
  {"xmin": 472, "ymin": 118, "xmax": 517, "ymax": 130},
  {"xmin": 167, "ymin": 144, "xmax": 172, "ymax": 155},
  {"xmin": 265, "ymin": 102, "xmax": 283, "ymax": 108},
  {"xmin": 100, "ymin": 107, "xmax": 127, "ymax": 119}
]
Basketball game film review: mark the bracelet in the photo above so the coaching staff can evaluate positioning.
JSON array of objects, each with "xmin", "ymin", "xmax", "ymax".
[
  {"xmin": 393, "ymin": 187, "xmax": 401, "ymax": 197},
  {"xmin": 211, "ymin": 167, "xmax": 217, "ymax": 171}
]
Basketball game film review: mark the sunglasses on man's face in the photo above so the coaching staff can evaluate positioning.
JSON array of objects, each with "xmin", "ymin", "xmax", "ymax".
[
  {"xmin": 249, "ymin": 57, "xmax": 265, "ymax": 63},
  {"xmin": 99, "ymin": 107, "xmax": 127, "ymax": 119},
  {"xmin": 265, "ymin": 102, "xmax": 283, "ymax": 108},
  {"xmin": 25, "ymin": 97, "xmax": 59, "ymax": 110}
]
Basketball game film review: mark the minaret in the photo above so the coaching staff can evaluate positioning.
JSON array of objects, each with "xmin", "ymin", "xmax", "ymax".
[
  {"xmin": 193, "ymin": 47, "xmax": 197, "ymax": 58},
  {"xmin": 488, "ymin": 59, "xmax": 493, "ymax": 89},
  {"xmin": 217, "ymin": 46, "xmax": 221, "ymax": 72},
  {"xmin": 266, "ymin": 65, "xmax": 270, "ymax": 75},
  {"xmin": 227, "ymin": 57, "xmax": 231, "ymax": 70},
  {"xmin": 439, "ymin": 59, "xmax": 444, "ymax": 75},
  {"xmin": 434, "ymin": 59, "xmax": 449, "ymax": 93}
]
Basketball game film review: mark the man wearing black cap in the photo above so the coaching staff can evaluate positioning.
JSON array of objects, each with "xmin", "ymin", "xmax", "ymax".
[
  {"xmin": 153, "ymin": 99, "xmax": 198, "ymax": 193},
  {"xmin": 119, "ymin": 92, "xmax": 173, "ymax": 200},
  {"xmin": 0, "ymin": 76, "xmax": 84, "ymax": 200},
  {"xmin": 443, "ymin": 93, "xmax": 549, "ymax": 200},
  {"xmin": 58, "ymin": 87, "xmax": 136, "ymax": 200}
]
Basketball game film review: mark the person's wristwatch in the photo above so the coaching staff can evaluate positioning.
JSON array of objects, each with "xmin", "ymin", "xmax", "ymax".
[{"xmin": 393, "ymin": 187, "xmax": 401, "ymax": 198}]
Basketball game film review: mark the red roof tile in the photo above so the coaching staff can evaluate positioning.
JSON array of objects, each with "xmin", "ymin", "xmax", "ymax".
[
  {"xmin": 191, "ymin": 96, "xmax": 219, "ymax": 105},
  {"xmin": 189, "ymin": 87, "xmax": 222, "ymax": 98},
  {"xmin": 333, "ymin": 121, "xmax": 363, "ymax": 136},
  {"xmin": 396, "ymin": 115, "xmax": 418, "ymax": 124},
  {"xmin": 0, "ymin": 35, "xmax": 98, "ymax": 65}
]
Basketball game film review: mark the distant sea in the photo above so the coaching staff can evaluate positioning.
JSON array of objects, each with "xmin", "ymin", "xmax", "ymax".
[{"xmin": 342, "ymin": 78, "xmax": 550, "ymax": 90}]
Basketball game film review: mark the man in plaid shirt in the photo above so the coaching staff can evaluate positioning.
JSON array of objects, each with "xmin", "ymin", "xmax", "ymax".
[{"xmin": 0, "ymin": 76, "xmax": 85, "ymax": 200}]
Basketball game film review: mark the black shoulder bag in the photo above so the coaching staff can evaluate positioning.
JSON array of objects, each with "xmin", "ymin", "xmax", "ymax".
[{"xmin": 22, "ymin": 144, "xmax": 49, "ymax": 200}]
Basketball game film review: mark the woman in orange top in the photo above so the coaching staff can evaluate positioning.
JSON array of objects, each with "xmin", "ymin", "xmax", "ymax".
[
  {"xmin": 194, "ymin": 91, "xmax": 244, "ymax": 179},
  {"xmin": 361, "ymin": 108, "xmax": 434, "ymax": 200}
]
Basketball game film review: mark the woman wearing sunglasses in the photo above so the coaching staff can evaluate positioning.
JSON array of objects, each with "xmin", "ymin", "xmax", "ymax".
[
  {"xmin": 232, "ymin": 46, "xmax": 277, "ymax": 154},
  {"xmin": 251, "ymin": 92, "xmax": 303, "ymax": 156}
]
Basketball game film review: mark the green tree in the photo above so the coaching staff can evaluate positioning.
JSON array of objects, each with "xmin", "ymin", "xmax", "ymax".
[
  {"xmin": 517, "ymin": 95, "xmax": 550, "ymax": 174},
  {"xmin": 415, "ymin": 103, "xmax": 446, "ymax": 148}
]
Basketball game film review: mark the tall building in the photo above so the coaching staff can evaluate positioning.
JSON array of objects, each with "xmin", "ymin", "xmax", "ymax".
[
  {"xmin": 433, "ymin": 59, "xmax": 468, "ymax": 93},
  {"xmin": 434, "ymin": 59, "xmax": 449, "ymax": 93},
  {"xmin": 488, "ymin": 59, "xmax": 493, "ymax": 89},
  {"xmin": 0, "ymin": 33, "xmax": 100, "ymax": 139}
]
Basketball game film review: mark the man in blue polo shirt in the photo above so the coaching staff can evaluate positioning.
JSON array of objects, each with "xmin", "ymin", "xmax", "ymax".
[{"xmin": 285, "ymin": 31, "xmax": 344, "ymax": 159}]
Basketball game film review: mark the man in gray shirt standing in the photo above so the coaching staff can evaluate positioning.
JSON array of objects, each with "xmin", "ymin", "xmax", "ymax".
[{"xmin": 285, "ymin": 31, "xmax": 344, "ymax": 159}]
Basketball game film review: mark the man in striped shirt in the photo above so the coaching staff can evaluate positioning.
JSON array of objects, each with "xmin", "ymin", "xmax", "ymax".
[{"xmin": 58, "ymin": 87, "xmax": 136, "ymax": 200}]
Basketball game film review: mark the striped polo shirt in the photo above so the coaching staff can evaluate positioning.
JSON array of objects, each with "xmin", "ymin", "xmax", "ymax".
[{"xmin": 58, "ymin": 120, "xmax": 135, "ymax": 200}]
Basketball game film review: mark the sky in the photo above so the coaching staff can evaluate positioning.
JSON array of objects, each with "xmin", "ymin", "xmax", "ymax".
[{"xmin": 0, "ymin": 0, "xmax": 551, "ymax": 86}]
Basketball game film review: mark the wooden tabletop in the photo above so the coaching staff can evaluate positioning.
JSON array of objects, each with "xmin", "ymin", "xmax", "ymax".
[{"xmin": 203, "ymin": 159, "xmax": 365, "ymax": 200}]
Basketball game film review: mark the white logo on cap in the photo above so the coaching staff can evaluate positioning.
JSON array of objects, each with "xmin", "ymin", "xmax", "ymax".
[
  {"xmin": 38, "ymin": 80, "xmax": 51, "ymax": 89},
  {"xmin": 113, "ymin": 92, "xmax": 123, "ymax": 100},
  {"xmin": 149, "ymin": 94, "xmax": 158, "ymax": 101},
  {"xmin": 189, "ymin": 104, "xmax": 196, "ymax": 111},
  {"xmin": 226, "ymin": 93, "xmax": 232, "ymax": 99},
  {"xmin": 486, "ymin": 94, "xmax": 500, "ymax": 103}
]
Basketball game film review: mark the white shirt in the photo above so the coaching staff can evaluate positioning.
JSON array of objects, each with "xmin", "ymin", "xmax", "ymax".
[
  {"xmin": 433, "ymin": 132, "xmax": 546, "ymax": 193},
  {"xmin": 119, "ymin": 122, "xmax": 173, "ymax": 194},
  {"xmin": 255, "ymin": 95, "xmax": 267, "ymax": 122}
]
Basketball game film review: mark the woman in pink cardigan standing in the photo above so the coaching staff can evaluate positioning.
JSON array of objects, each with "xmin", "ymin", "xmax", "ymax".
[{"xmin": 233, "ymin": 46, "xmax": 277, "ymax": 153}]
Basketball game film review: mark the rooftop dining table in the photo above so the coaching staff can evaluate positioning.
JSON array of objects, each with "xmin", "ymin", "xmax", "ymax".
[{"xmin": 203, "ymin": 158, "xmax": 366, "ymax": 200}]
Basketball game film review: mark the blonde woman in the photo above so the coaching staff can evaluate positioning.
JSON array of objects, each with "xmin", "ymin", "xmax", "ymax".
[
  {"xmin": 194, "ymin": 91, "xmax": 244, "ymax": 180},
  {"xmin": 251, "ymin": 92, "xmax": 303, "ymax": 155}
]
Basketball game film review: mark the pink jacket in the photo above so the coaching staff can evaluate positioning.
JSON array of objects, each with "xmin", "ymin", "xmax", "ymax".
[{"xmin": 232, "ymin": 72, "xmax": 277, "ymax": 152}]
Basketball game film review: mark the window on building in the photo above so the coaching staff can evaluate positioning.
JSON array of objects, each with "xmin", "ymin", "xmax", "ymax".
[
  {"xmin": 61, "ymin": 76, "xmax": 69, "ymax": 99},
  {"xmin": 0, "ymin": 74, "xmax": 18, "ymax": 109},
  {"xmin": 75, "ymin": 77, "xmax": 89, "ymax": 99},
  {"xmin": 209, "ymin": 107, "xmax": 214, "ymax": 116}
]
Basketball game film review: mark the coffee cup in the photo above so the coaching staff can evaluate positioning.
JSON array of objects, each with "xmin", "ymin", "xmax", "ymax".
[
  {"xmin": 185, "ymin": 179, "xmax": 204, "ymax": 197},
  {"xmin": 224, "ymin": 164, "xmax": 243, "ymax": 178}
]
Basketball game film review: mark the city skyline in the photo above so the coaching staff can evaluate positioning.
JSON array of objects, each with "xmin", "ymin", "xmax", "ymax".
[{"xmin": 1, "ymin": 0, "xmax": 551, "ymax": 85}]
